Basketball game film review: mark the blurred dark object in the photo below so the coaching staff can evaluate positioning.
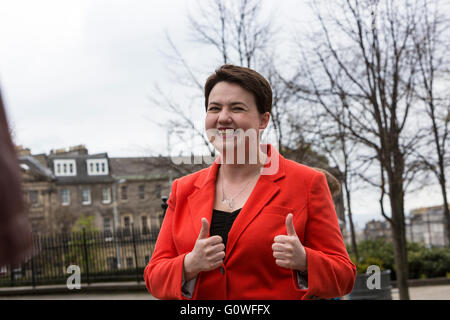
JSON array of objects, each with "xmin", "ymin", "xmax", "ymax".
[
  {"xmin": 160, "ymin": 196, "xmax": 168, "ymax": 226},
  {"xmin": 0, "ymin": 88, "xmax": 32, "ymax": 266},
  {"xmin": 313, "ymin": 167, "xmax": 341, "ymax": 197}
]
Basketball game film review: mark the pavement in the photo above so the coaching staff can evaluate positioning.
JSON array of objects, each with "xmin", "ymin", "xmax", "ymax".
[
  {"xmin": 391, "ymin": 284, "xmax": 450, "ymax": 300},
  {"xmin": 0, "ymin": 282, "xmax": 449, "ymax": 300}
]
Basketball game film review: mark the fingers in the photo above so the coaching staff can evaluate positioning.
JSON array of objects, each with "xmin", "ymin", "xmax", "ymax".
[
  {"xmin": 273, "ymin": 250, "xmax": 292, "ymax": 260},
  {"xmin": 210, "ymin": 250, "xmax": 226, "ymax": 262},
  {"xmin": 285, "ymin": 213, "xmax": 297, "ymax": 236},
  {"xmin": 272, "ymin": 214, "xmax": 307, "ymax": 271},
  {"xmin": 204, "ymin": 242, "xmax": 225, "ymax": 271},
  {"xmin": 207, "ymin": 258, "xmax": 224, "ymax": 270},
  {"xmin": 273, "ymin": 235, "xmax": 291, "ymax": 243},
  {"xmin": 207, "ymin": 235, "xmax": 223, "ymax": 245},
  {"xmin": 206, "ymin": 242, "xmax": 225, "ymax": 255},
  {"xmin": 198, "ymin": 218, "xmax": 210, "ymax": 239},
  {"xmin": 275, "ymin": 259, "xmax": 292, "ymax": 269},
  {"xmin": 272, "ymin": 242, "xmax": 290, "ymax": 252}
]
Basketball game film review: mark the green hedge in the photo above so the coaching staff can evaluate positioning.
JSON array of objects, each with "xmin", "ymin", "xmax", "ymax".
[{"xmin": 346, "ymin": 239, "xmax": 450, "ymax": 280}]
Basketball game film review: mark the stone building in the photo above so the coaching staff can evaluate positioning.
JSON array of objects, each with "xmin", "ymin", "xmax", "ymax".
[
  {"xmin": 19, "ymin": 152, "xmax": 55, "ymax": 234},
  {"xmin": 407, "ymin": 205, "xmax": 449, "ymax": 247},
  {"xmin": 18, "ymin": 144, "xmax": 346, "ymax": 236},
  {"xmin": 17, "ymin": 145, "xmax": 178, "ymax": 235},
  {"xmin": 363, "ymin": 219, "xmax": 392, "ymax": 242}
]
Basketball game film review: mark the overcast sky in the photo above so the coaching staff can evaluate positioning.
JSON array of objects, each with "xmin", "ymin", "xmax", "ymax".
[{"xmin": 0, "ymin": 0, "xmax": 446, "ymax": 230}]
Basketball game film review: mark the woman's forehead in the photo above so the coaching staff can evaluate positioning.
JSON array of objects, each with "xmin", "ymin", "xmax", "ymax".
[{"xmin": 209, "ymin": 82, "xmax": 256, "ymax": 106}]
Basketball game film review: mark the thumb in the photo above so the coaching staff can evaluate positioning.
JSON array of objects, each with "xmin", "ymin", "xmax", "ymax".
[
  {"xmin": 198, "ymin": 218, "xmax": 210, "ymax": 239},
  {"xmin": 285, "ymin": 213, "xmax": 297, "ymax": 236}
]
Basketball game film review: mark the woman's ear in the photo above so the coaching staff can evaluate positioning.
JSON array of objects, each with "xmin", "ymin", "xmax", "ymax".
[{"xmin": 259, "ymin": 112, "xmax": 271, "ymax": 129}]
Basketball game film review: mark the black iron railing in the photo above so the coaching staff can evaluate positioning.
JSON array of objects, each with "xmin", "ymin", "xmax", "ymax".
[{"xmin": 0, "ymin": 227, "xmax": 160, "ymax": 288}]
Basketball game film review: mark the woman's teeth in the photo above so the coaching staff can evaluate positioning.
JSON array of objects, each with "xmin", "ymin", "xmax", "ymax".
[{"xmin": 218, "ymin": 129, "xmax": 236, "ymax": 136}]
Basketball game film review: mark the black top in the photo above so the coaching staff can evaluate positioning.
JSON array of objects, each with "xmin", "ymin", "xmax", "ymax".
[{"xmin": 210, "ymin": 208, "xmax": 242, "ymax": 248}]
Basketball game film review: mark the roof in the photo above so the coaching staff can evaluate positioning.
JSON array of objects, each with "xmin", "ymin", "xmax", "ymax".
[
  {"xmin": 19, "ymin": 155, "xmax": 55, "ymax": 181},
  {"xmin": 410, "ymin": 205, "xmax": 449, "ymax": 216},
  {"xmin": 109, "ymin": 156, "xmax": 213, "ymax": 181},
  {"xmin": 47, "ymin": 153, "xmax": 114, "ymax": 184}
]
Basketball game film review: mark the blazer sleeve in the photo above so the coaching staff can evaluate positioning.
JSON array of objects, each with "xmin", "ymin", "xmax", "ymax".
[
  {"xmin": 299, "ymin": 172, "xmax": 356, "ymax": 299},
  {"xmin": 144, "ymin": 178, "xmax": 188, "ymax": 300}
]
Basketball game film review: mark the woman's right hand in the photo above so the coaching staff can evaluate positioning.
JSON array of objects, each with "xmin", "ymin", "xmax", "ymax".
[{"xmin": 183, "ymin": 218, "xmax": 225, "ymax": 281}]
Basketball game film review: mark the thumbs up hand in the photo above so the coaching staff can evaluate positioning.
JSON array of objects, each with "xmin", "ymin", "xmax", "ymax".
[
  {"xmin": 272, "ymin": 213, "xmax": 307, "ymax": 272},
  {"xmin": 183, "ymin": 218, "xmax": 225, "ymax": 281}
]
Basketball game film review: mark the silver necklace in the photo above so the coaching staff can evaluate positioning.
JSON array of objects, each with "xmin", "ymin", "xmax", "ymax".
[{"xmin": 221, "ymin": 168, "xmax": 260, "ymax": 209}]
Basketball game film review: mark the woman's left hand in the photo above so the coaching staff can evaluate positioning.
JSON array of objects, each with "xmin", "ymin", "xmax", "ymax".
[{"xmin": 272, "ymin": 213, "xmax": 307, "ymax": 272}]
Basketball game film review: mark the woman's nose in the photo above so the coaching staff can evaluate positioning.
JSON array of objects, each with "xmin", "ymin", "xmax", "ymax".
[{"xmin": 217, "ymin": 108, "xmax": 232, "ymax": 123}]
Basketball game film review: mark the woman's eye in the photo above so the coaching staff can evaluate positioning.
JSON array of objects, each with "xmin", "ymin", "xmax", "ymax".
[{"xmin": 208, "ymin": 106, "xmax": 219, "ymax": 111}]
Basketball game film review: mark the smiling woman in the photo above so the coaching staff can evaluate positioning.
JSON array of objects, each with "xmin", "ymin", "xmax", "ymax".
[{"xmin": 144, "ymin": 64, "xmax": 356, "ymax": 300}]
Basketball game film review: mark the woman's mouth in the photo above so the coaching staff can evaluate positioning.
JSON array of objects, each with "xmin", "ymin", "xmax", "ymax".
[{"xmin": 217, "ymin": 129, "xmax": 237, "ymax": 137}]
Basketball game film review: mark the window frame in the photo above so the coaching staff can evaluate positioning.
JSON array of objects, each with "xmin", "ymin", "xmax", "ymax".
[
  {"xmin": 54, "ymin": 159, "xmax": 76, "ymax": 177},
  {"xmin": 61, "ymin": 188, "xmax": 70, "ymax": 206},
  {"xmin": 86, "ymin": 159, "xmax": 109, "ymax": 176},
  {"xmin": 102, "ymin": 187, "xmax": 111, "ymax": 204},
  {"xmin": 81, "ymin": 187, "xmax": 91, "ymax": 205}
]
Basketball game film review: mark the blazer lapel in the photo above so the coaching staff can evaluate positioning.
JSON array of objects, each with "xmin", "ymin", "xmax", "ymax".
[
  {"xmin": 225, "ymin": 145, "xmax": 286, "ymax": 262},
  {"xmin": 187, "ymin": 157, "xmax": 220, "ymax": 238}
]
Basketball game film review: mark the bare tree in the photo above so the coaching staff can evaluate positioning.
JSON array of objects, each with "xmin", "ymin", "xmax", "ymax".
[
  {"xmin": 309, "ymin": 105, "xmax": 361, "ymax": 261},
  {"xmin": 287, "ymin": 0, "xmax": 446, "ymax": 300},
  {"xmin": 188, "ymin": 0, "xmax": 274, "ymax": 69},
  {"xmin": 150, "ymin": 0, "xmax": 279, "ymax": 160},
  {"xmin": 411, "ymin": 0, "xmax": 450, "ymax": 245}
]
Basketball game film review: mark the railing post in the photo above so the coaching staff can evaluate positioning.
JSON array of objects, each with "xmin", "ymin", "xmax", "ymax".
[
  {"xmin": 9, "ymin": 264, "xmax": 14, "ymax": 287},
  {"xmin": 131, "ymin": 223, "xmax": 139, "ymax": 283},
  {"xmin": 82, "ymin": 228, "xmax": 90, "ymax": 284},
  {"xmin": 31, "ymin": 256, "xmax": 36, "ymax": 288}
]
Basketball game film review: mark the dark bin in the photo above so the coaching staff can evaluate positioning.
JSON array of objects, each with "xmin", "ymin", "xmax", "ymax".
[{"xmin": 348, "ymin": 270, "xmax": 392, "ymax": 300}]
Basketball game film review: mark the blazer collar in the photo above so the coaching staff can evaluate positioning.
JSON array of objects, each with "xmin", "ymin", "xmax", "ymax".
[
  {"xmin": 188, "ymin": 144, "xmax": 286, "ymax": 259},
  {"xmin": 193, "ymin": 144, "xmax": 285, "ymax": 188}
]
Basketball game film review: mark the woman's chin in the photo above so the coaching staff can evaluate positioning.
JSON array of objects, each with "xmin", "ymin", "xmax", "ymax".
[{"xmin": 213, "ymin": 138, "xmax": 243, "ymax": 153}]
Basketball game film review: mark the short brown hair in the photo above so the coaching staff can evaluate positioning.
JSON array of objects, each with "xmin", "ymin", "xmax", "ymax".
[{"xmin": 204, "ymin": 64, "xmax": 272, "ymax": 114}]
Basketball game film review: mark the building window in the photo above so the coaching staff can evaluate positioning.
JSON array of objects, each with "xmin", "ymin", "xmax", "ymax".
[
  {"xmin": 123, "ymin": 216, "xmax": 131, "ymax": 228},
  {"xmin": 139, "ymin": 185, "xmax": 145, "ymax": 200},
  {"xmin": 121, "ymin": 186, "xmax": 128, "ymax": 201},
  {"xmin": 155, "ymin": 184, "xmax": 162, "ymax": 199},
  {"xmin": 123, "ymin": 215, "xmax": 132, "ymax": 236},
  {"xmin": 61, "ymin": 189, "xmax": 70, "ymax": 206},
  {"xmin": 104, "ymin": 217, "xmax": 112, "ymax": 238},
  {"xmin": 126, "ymin": 257, "xmax": 133, "ymax": 268},
  {"xmin": 29, "ymin": 191, "xmax": 39, "ymax": 207},
  {"xmin": 102, "ymin": 187, "xmax": 111, "ymax": 204},
  {"xmin": 82, "ymin": 187, "xmax": 91, "ymax": 205},
  {"xmin": 141, "ymin": 216, "xmax": 149, "ymax": 234},
  {"xmin": 54, "ymin": 159, "xmax": 76, "ymax": 177},
  {"xmin": 107, "ymin": 257, "xmax": 117, "ymax": 270},
  {"xmin": 86, "ymin": 159, "xmax": 109, "ymax": 176}
]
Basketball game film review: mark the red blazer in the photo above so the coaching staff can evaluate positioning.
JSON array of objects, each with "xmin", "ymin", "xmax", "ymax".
[{"xmin": 144, "ymin": 145, "xmax": 356, "ymax": 300}]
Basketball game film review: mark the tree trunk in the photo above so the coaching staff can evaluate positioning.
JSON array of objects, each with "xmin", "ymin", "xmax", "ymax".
[
  {"xmin": 438, "ymin": 174, "xmax": 450, "ymax": 246},
  {"xmin": 389, "ymin": 180, "xmax": 410, "ymax": 300},
  {"xmin": 344, "ymin": 183, "xmax": 358, "ymax": 261}
]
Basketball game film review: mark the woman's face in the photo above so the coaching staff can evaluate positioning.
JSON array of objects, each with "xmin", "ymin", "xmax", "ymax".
[{"xmin": 205, "ymin": 81, "xmax": 270, "ymax": 158}]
